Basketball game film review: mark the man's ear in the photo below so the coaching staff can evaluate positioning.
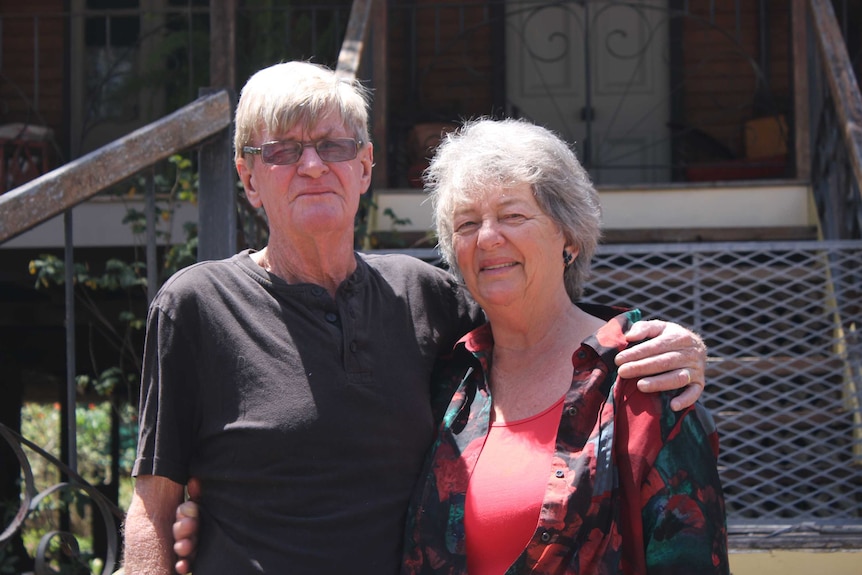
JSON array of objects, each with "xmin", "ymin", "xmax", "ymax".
[
  {"xmin": 237, "ymin": 157, "xmax": 262, "ymax": 208},
  {"xmin": 359, "ymin": 142, "xmax": 374, "ymax": 195}
]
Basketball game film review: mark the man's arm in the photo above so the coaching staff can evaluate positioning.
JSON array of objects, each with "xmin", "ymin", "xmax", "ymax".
[
  {"xmin": 615, "ymin": 320, "xmax": 708, "ymax": 411},
  {"xmin": 124, "ymin": 475, "xmax": 185, "ymax": 575}
]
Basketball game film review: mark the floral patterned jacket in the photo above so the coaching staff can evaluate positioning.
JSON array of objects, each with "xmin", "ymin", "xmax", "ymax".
[{"xmin": 401, "ymin": 305, "xmax": 729, "ymax": 575}]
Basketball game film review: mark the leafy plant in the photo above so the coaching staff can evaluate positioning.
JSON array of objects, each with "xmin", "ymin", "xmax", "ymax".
[{"xmin": 28, "ymin": 154, "xmax": 198, "ymax": 401}]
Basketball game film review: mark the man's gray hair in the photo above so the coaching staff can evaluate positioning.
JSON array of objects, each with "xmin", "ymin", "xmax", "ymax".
[{"xmin": 234, "ymin": 61, "xmax": 371, "ymax": 161}]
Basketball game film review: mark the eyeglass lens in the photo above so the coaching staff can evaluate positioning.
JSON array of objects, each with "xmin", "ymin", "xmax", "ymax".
[{"xmin": 261, "ymin": 139, "xmax": 359, "ymax": 165}]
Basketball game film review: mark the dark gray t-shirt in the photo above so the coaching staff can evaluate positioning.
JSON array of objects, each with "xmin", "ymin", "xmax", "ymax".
[{"xmin": 132, "ymin": 250, "xmax": 481, "ymax": 574}]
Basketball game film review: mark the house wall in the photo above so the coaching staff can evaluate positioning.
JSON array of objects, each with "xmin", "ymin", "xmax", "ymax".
[
  {"xmin": 388, "ymin": 0, "xmax": 495, "ymax": 124},
  {"xmin": 386, "ymin": 0, "xmax": 794, "ymax": 186},
  {"xmin": 0, "ymin": 1, "xmax": 67, "ymax": 161},
  {"xmin": 682, "ymin": 0, "xmax": 792, "ymax": 160}
]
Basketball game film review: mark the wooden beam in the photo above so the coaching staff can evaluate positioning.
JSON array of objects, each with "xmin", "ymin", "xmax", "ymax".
[
  {"xmin": 809, "ymin": 0, "xmax": 862, "ymax": 190},
  {"xmin": 335, "ymin": 0, "xmax": 373, "ymax": 80},
  {"xmin": 0, "ymin": 90, "xmax": 233, "ymax": 244}
]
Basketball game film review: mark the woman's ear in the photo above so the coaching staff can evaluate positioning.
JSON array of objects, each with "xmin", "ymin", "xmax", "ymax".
[{"xmin": 563, "ymin": 236, "xmax": 579, "ymax": 263}]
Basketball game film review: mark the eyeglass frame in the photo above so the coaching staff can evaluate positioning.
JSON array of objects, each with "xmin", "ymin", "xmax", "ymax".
[{"xmin": 241, "ymin": 138, "xmax": 365, "ymax": 165}]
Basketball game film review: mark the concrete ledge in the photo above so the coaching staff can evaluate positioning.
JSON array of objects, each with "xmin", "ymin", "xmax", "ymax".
[
  {"xmin": 370, "ymin": 183, "xmax": 814, "ymax": 234},
  {"xmin": 0, "ymin": 196, "xmax": 197, "ymax": 249}
]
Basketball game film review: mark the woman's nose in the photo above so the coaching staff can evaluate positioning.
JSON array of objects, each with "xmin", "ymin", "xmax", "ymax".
[{"xmin": 476, "ymin": 219, "xmax": 504, "ymax": 249}]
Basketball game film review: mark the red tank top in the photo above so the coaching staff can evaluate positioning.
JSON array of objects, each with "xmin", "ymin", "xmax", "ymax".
[{"xmin": 464, "ymin": 395, "xmax": 565, "ymax": 575}]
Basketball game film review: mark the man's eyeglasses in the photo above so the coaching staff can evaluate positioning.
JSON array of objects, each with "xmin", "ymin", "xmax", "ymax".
[{"xmin": 242, "ymin": 138, "xmax": 363, "ymax": 165}]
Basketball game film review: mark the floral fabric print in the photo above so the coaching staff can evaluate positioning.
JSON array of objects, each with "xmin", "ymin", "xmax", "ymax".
[{"xmin": 402, "ymin": 305, "xmax": 729, "ymax": 575}]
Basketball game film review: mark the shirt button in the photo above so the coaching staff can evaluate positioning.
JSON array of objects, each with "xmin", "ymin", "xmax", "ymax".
[
  {"xmin": 312, "ymin": 286, "xmax": 324, "ymax": 296},
  {"xmin": 566, "ymin": 406, "xmax": 578, "ymax": 417},
  {"xmin": 577, "ymin": 351, "xmax": 586, "ymax": 359},
  {"xmin": 555, "ymin": 470, "xmax": 565, "ymax": 479},
  {"xmin": 325, "ymin": 312, "xmax": 338, "ymax": 323},
  {"xmin": 540, "ymin": 531, "xmax": 552, "ymax": 543}
]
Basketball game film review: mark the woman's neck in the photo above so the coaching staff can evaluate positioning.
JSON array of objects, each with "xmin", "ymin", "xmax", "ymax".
[
  {"xmin": 485, "ymin": 291, "xmax": 581, "ymax": 351},
  {"xmin": 487, "ymin": 298, "xmax": 605, "ymax": 423}
]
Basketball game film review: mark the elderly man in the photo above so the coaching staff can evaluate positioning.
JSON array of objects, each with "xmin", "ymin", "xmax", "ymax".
[{"xmin": 123, "ymin": 61, "xmax": 707, "ymax": 575}]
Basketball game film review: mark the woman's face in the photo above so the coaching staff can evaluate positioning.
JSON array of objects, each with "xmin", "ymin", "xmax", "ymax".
[{"xmin": 451, "ymin": 183, "xmax": 573, "ymax": 311}]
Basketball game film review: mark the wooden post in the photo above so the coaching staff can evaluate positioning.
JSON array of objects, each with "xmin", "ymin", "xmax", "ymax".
[
  {"xmin": 210, "ymin": 0, "xmax": 237, "ymax": 90},
  {"xmin": 197, "ymin": 88, "xmax": 237, "ymax": 262},
  {"xmin": 809, "ymin": 0, "xmax": 862, "ymax": 190},
  {"xmin": 792, "ymin": 0, "xmax": 811, "ymax": 181},
  {"xmin": 371, "ymin": 0, "xmax": 389, "ymax": 190}
]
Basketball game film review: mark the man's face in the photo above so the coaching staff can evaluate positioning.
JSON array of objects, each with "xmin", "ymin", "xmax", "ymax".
[{"xmin": 236, "ymin": 113, "xmax": 373, "ymax": 240}]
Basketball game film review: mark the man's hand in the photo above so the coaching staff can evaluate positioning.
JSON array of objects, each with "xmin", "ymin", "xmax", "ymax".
[
  {"xmin": 174, "ymin": 477, "xmax": 201, "ymax": 575},
  {"xmin": 615, "ymin": 320, "xmax": 707, "ymax": 411}
]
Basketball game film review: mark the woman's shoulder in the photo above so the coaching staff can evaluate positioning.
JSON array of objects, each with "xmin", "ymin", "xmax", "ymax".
[{"xmin": 615, "ymin": 379, "xmax": 720, "ymax": 461}]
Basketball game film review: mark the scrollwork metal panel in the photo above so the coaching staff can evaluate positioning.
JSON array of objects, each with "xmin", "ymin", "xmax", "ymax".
[{"xmin": 0, "ymin": 423, "xmax": 123, "ymax": 575}]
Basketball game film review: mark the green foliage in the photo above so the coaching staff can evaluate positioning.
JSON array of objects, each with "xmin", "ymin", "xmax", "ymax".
[
  {"xmin": 21, "ymin": 403, "xmax": 136, "ymax": 491},
  {"xmin": 29, "ymin": 257, "xmax": 147, "ymax": 292},
  {"xmin": 163, "ymin": 222, "xmax": 199, "ymax": 279},
  {"xmin": 27, "ymin": 153, "xmax": 199, "ymax": 402},
  {"xmin": 383, "ymin": 207, "xmax": 412, "ymax": 228},
  {"xmin": 11, "ymin": 403, "xmax": 137, "ymax": 572}
]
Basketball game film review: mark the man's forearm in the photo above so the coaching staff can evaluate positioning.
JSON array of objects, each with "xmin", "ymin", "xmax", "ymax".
[{"xmin": 124, "ymin": 475, "xmax": 185, "ymax": 575}]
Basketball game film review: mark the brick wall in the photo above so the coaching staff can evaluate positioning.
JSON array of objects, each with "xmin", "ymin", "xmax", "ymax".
[
  {"xmin": 0, "ymin": 1, "xmax": 66, "ymax": 164},
  {"xmin": 681, "ymin": 0, "xmax": 792, "ymax": 159}
]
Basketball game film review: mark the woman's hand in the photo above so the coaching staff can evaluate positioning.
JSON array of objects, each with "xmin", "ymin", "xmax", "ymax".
[
  {"xmin": 615, "ymin": 320, "xmax": 707, "ymax": 411},
  {"xmin": 173, "ymin": 477, "xmax": 201, "ymax": 575}
]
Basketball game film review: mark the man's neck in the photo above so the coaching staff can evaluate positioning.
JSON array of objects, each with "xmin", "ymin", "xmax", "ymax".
[{"xmin": 255, "ymin": 234, "xmax": 357, "ymax": 297}]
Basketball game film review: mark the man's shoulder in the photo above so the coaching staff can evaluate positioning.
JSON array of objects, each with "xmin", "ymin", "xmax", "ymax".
[
  {"xmin": 153, "ymin": 253, "xmax": 249, "ymax": 304},
  {"xmin": 359, "ymin": 251, "xmax": 456, "ymax": 285}
]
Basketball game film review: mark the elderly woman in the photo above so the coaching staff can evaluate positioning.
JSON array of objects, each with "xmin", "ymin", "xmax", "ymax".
[{"xmin": 400, "ymin": 119, "xmax": 728, "ymax": 575}]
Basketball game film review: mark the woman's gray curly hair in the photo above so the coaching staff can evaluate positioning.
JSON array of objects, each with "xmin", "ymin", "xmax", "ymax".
[{"xmin": 425, "ymin": 118, "xmax": 602, "ymax": 301}]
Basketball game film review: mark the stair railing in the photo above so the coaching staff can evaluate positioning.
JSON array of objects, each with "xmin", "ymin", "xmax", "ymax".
[
  {"xmin": 806, "ymin": 0, "xmax": 862, "ymax": 467},
  {"xmin": 807, "ymin": 0, "xmax": 862, "ymax": 240}
]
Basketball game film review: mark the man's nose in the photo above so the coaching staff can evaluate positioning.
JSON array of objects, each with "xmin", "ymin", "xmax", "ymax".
[{"xmin": 296, "ymin": 145, "xmax": 328, "ymax": 176}]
